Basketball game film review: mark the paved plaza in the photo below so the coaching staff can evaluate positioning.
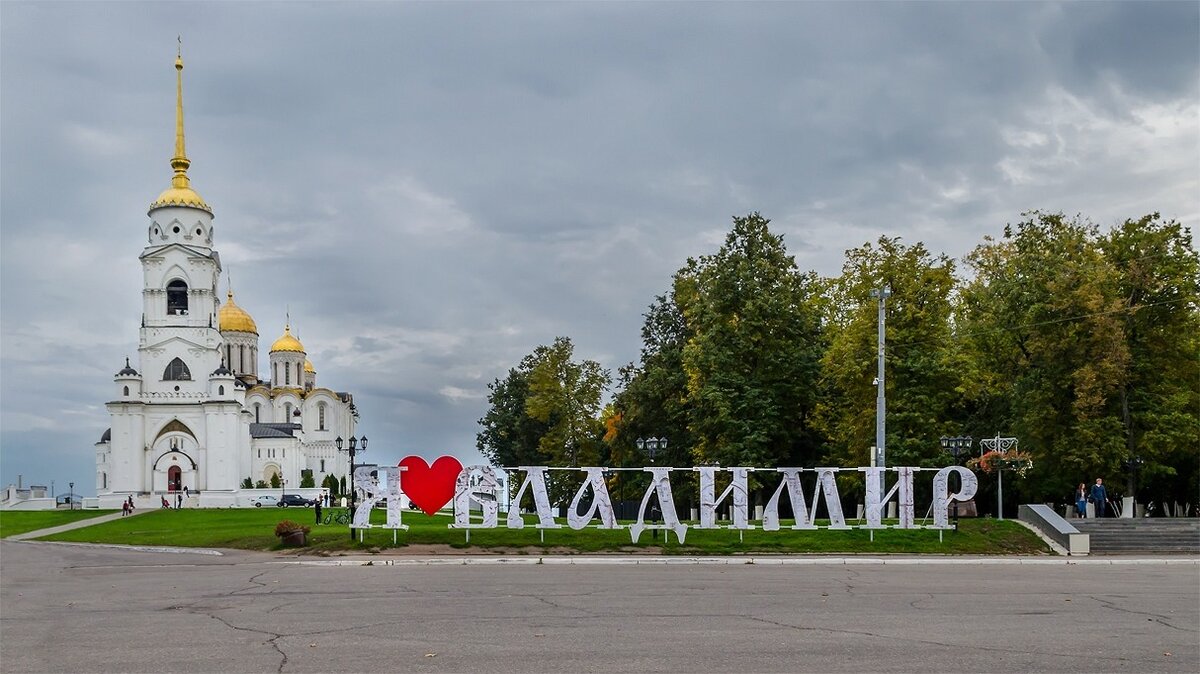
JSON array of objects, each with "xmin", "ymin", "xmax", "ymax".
[{"xmin": 1, "ymin": 541, "xmax": 1197, "ymax": 673}]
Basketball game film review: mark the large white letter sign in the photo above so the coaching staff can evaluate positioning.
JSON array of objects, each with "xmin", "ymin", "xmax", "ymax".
[
  {"xmin": 762, "ymin": 468, "xmax": 848, "ymax": 530},
  {"xmin": 858, "ymin": 467, "xmax": 916, "ymax": 529},
  {"xmin": 694, "ymin": 467, "xmax": 754, "ymax": 530},
  {"xmin": 452, "ymin": 465, "xmax": 499, "ymax": 529},
  {"xmin": 506, "ymin": 466, "xmax": 560, "ymax": 529},
  {"xmin": 629, "ymin": 468, "xmax": 688, "ymax": 544},
  {"xmin": 352, "ymin": 465, "xmax": 407, "ymax": 530},
  {"xmin": 567, "ymin": 468, "xmax": 620, "ymax": 530},
  {"xmin": 932, "ymin": 466, "xmax": 978, "ymax": 529}
]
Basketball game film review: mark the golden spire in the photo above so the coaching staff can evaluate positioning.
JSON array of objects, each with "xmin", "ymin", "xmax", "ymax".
[
  {"xmin": 149, "ymin": 38, "xmax": 212, "ymax": 214},
  {"xmin": 171, "ymin": 36, "xmax": 190, "ymax": 188}
]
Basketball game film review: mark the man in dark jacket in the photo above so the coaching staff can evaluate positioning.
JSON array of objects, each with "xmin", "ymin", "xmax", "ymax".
[{"xmin": 1090, "ymin": 478, "xmax": 1108, "ymax": 518}]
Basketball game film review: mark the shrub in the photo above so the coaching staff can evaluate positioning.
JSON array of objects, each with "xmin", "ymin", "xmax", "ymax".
[
  {"xmin": 241, "ymin": 477, "xmax": 254, "ymax": 489},
  {"xmin": 274, "ymin": 520, "xmax": 310, "ymax": 537}
]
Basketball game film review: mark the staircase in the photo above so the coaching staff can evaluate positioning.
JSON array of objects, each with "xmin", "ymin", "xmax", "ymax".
[{"xmin": 1072, "ymin": 519, "xmax": 1200, "ymax": 555}]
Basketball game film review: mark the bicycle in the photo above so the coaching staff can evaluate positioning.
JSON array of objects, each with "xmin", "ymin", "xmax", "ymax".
[{"xmin": 323, "ymin": 509, "xmax": 351, "ymax": 525}]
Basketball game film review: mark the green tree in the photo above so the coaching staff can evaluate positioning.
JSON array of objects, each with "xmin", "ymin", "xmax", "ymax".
[
  {"xmin": 269, "ymin": 473, "xmax": 281, "ymax": 489},
  {"xmin": 299, "ymin": 470, "xmax": 315, "ymax": 489},
  {"xmin": 957, "ymin": 212, "xmax": 1130, "ymax": 502},
  {"xmin": 477, "ymin": 357, "xmax": 551, "ymax": 468},
  {"xmin": 815, "ymin": 237, "xmax": 961, "ymax": 483},
  {"xmin": 525, "ymin": 336, "xmax": 611, "ymax": 468},
  {"xmin": 240, "ymin": 477, "xmax": 253, "ymax": 490},
  {"xmin": 321, "ymin": 474, "xmax": 340, "ymax": 498},
  {"xmin": 675, "ymin": 213, "xmax": 825, "ymax": 472},
  {"xmin": 1099, "ymin": 213, "xmax": 1200, "ymax": 503}
]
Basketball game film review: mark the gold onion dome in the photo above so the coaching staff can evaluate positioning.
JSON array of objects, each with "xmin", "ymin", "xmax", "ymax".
[
  {"xmin": 270, "ymin": 325, "xmax": 305, "ymax": 353},
  {"xmin": 218, "ymin": 290, "xmax": 258, "ymax": 334},
  {"xmin": 148, "ymin": 49, "xmax": 212, "ymax": 215},
  {"xmin": 304, "ymin": 359, "xmax": 315, "ymax": 374}
]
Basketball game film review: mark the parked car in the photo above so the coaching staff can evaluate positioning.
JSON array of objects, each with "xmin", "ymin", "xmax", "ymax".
[
  {"xmin": 277, "ymin": 494, "xmax": 314, "ymax": 507},
  {"xmin": 250, "ymin": 495, "xmax": 278, "ymax": 508}
]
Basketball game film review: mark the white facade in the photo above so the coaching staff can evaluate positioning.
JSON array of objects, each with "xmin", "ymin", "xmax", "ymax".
[{"xmin": 95, "ymin": 53, "xmax": 360, "ymax": 507}]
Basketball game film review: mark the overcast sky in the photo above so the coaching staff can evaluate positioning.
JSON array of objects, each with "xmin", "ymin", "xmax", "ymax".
[{"xmin": 2, "ymin": 1, "xmax": 1197, "ymax": 496}]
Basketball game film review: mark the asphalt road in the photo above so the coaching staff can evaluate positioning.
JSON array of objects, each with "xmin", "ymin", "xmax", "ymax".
[{"xmin": 1, "ymin": 542, "xmax": 1196, "ymax": 673}]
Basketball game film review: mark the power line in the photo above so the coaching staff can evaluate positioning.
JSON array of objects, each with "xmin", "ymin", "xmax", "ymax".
[{"xmin": 891, "ymin": 296, "xmax": 1196, "ymax": 348}]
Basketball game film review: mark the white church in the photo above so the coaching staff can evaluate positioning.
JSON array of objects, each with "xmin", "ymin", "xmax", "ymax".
[{"xmin": 94, "ymin": 52, "xmax": 359, "ymax": 508}]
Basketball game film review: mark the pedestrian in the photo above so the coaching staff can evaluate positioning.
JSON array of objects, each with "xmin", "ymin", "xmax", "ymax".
[
  {"xmin": 176, "ymin": 492, "xmax": 182, "ymax": 509},
  {"xmin": 314, "ymin": 498, "xmax": 322, "ymax": 524},
  {"xmin": 127, "ymin": 495, "xmax": 135, "ymax": 512},
  {"xmin": 1075, "ymin": 483, "xmax": 1088, "ymax": 518},
  {"xmin": 183, "ymin": 485, "xmax": 189, "ymax": 498},
  {"xmin": 161, "ymin": 496, "xmax": 170, "ymax": 509},
  {"xmin": 1090, "ymin": 478, "xmax": 1108, "ymax": 519},
  {"xmin": 122, "ymin": 500, "xmax": 130, "ymax": 517}
]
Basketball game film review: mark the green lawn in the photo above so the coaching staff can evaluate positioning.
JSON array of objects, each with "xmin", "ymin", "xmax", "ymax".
[
  {"xmin": 35, "ymin": 508, "xmax": 1050, "ymax": 555},
  {"xmin": 0, "ymin": 510, "xmax": 117, "ymax": 538}
]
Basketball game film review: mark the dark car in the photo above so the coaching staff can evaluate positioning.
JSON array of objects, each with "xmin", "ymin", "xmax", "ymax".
[{"xmin": 277, "ymin": 494, "xmax": 314, "ymax": 507}]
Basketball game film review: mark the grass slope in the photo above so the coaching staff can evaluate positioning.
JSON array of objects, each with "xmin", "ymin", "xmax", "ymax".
[
  {"xmin": 36, "ymin": 508, "xmax": 1050, "ymax": 555},
  {"xmin": 0, "ymin": 510, "xmax": 117, "ymax": 538}
]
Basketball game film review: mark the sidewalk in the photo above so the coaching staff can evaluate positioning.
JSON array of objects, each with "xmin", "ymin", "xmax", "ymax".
[{"xmin": 7, "ymin": 508, "xmax": 149, "ymax": 541}]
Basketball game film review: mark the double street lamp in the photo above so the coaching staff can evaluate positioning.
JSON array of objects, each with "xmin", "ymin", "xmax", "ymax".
[
  {"xmin": 636, "ymin": 437, "xmax": 667, "ymax": 538},
  {"xmin": 335, "ymin": 435, "xmax": 368, "ymax": 541},
  {"xmin": 940, "ymin": 436, "xmax": 974, "ymax": 463}
]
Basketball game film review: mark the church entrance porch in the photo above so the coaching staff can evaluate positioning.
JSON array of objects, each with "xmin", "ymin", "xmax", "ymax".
[{"xmin": 167, "ymin": 466, "xmax": 182, "ymax": 492}]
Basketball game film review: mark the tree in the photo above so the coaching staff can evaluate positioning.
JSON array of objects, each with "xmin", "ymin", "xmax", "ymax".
[
  {"xmin": 477, "ymin": 337, "xmax": 611, "ymax": 504},
  {"xmin": 676, "ymin": 213, "xmax": 825, "ymax": 472},
  {"xmin": 957, "ymin": 212, "xmax": 1130, "ymax": 503},
  {"xmin": 1099, "ymin": 213, "xmax": 1200, "ymax": 503},
  {"xmin": 240, "ymin": 477, "xmax": 253, "ymax": 490},
  {"xmin": 321, "ymin": 474, "xmax": 340, "ymax": 498},
  {"xmin": 815, "ymin": 237, "xmax": 961, "ymax": 486},
  {"xmin": 299, "ymin": 470, "xmax": 315, "ymax": 489},
  {"xmin": 270, "ymin": 473, "xmax": 281, "ymax": 489}
]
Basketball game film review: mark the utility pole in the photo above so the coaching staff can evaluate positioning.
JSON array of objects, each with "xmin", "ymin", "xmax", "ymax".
[{"xmin": 870, "ymin": 286, "xmax": 891, "ymax": 498}]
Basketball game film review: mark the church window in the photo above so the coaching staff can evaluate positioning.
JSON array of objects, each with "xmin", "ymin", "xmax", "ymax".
[
  {"xmin": 102, "ymin": 473, "xmax": 107, "ymax": 489},
  {"xmin": 285, "ymin": 365, "xmax": 290, "ymax": 385},
  {"xmin": 195, "ymin": 228, "xmax": 202, "ymax": 236},
  {"xmin": 320, "ymin": 459, "xmax": 325, "ymax": 472},
  {"xmin": 318, "ymin": 403, "xmax": 326, "ymax": 430},
  {"xmin": 258, "ymin": 449, "xmax": 261, "ymax": 459},
  {"xmin": 123, "ymin": 386, "xmax": 129, "ymax": 396},
  {"xmin": 296, "ymin": 363, "xmax": 302, "ymax": 384},
  {"xmin": 284, "ymin": 403, "xmax": 293, "ymax": 420},
  {"xmin": 166, "ymin": 280, "xmax": 189, "ymax": 315},
  {"xmin": 254, "ymin": 403, "xmax": 261, "ymax": 423},
  {"xmin": 163, "ymin": 357, "xmax": 191, "ymax": 381},
  {"xmin": 239, "ymin": 345, "xmax": 246, "ymax": 373},
  {"xmin": 218, "ymin": 385, "xmax": 225, "ymax": 396},
  {"xmin": 173, "ymin": 225, "xmax": 181, "ymax": 234}
]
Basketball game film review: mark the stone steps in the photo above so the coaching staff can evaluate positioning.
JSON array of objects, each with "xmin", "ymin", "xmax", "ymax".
[{"xmin": 1072, "ymin": 519, "xmax": 1199, "ymax": 555}]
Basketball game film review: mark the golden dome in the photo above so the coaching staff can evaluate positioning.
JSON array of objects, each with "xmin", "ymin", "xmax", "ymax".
[
  {"xmin": 304, "ymin": 359, "xmax": 315, "ymax": 374},
  {"xmin": 150, "ymin": 185, "xmax": 212, "ymax": 214},
  {"xmin": 218, "ymin": 290, "xmax": 257, "ymax": 334},
  {"xmin": 270, "ymin": 325, "xmax": 305, "ymax": 353}
]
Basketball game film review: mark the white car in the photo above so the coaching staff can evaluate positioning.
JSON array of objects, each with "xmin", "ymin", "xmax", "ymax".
[{"xmin": 250, "ymin": 495, "xmax": 278, "ymax": 508}]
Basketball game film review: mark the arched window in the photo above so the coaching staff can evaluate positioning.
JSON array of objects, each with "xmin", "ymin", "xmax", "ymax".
[
  {"xmin": 163, "ymin": 357, "xmax": 191, "ymax": 381},
  {"xmin": 218, "ymin": 385, "xmax": 225, "ymax": 396},
  {"xmin": 239, "ymin": 345, "xmax": 246, "ymax": 373},
  {"xmin": 318, "ymin": 402, "xmax": 327, "ymax": 430},
  {"xmin": 285, "ymin": 364, "xmax": 291, "ymax": 385},
  {"xmin": 123, "ymin": 386, "xmax": 130, "ymax": 396},
  {"xmin": 296, "ymin": 363, "xmax": 302, "ymax": 384},
  {"xmin": 254, "ymin": 403, "xmax": 261, "ymax": 423},
  {"xmin": 284, "ymin": 402, "xmax": 293, "ymax": 420},
  {"xmin": 166, "ymin": 280, "xmax": 189, "ymax": 316},
  {"xmin": 102, "ymin": 472, "xmax": 107, "ymax": 489}
]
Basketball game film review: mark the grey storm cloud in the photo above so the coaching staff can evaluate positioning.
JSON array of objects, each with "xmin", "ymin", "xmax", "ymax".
[{"xmin": 2, "ymin": 1, "xmax": 1197, "ymax": 494}]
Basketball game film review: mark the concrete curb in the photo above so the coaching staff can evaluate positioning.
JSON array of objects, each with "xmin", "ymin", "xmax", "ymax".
[
  {"xmin": 8, "ymin": 540, "xmax": 223, "ymax": 556},
  {"xmin": 276, "ymin": 555, "xmax": 1200, "ymax": 567}
]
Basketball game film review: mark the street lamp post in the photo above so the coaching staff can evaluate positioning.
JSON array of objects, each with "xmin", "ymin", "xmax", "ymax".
[
  {"xmin": 636, "ymin": 437, "xmax": 667, "ymax": 538},
  {"xmin": 940, "ymin": 436, "xmax": 973, "ymax": 528},
  {"xmin": 69, "ymin": 482, "xmax": 75, "ymax": 510},
  {"xmin": 335, "ymin": 435, "xmax": 368, "ymax": 542},
  {"xmin": 979, "ymin": 435, "xmax": 1018, "ymax": 520},
  {"xmin": 870, "ymin": 286, "xmax": 891, "ymax": 497}
]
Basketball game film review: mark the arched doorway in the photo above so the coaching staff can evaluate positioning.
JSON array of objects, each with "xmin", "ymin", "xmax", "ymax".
[{"xmin": 167, "ymin": 465, "xmax": 182, "ymax": 491}]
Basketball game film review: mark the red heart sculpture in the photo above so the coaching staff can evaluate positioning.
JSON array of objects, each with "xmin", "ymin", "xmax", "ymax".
[{"xmin": 399, "ymin": 455, "xmax": 464, "ymax": 516}]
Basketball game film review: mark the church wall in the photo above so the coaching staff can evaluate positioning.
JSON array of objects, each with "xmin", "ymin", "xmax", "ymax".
[{"xmin": 202, "ymin": 400, "xmax": 243, "ymax": 491}]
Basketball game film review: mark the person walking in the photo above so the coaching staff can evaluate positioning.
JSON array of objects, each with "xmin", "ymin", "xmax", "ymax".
[
  {"xmin": 127, "ymin": 495, "xmax": 135, "ymax": 512},
  {"xmin": 122, "ymin": 500, "xmax": 130, "ymax": 517},
  {"xmin": 314, "ymin": 498, "xmax": 322, "ymax": 525},
  {"xmin": 1075, "ymin": 483, "xmax": 1088, "ymax": 518},
  {"xmin": 1090, "ymin": 478, "xmax": 1108, "ymax": 519}
]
